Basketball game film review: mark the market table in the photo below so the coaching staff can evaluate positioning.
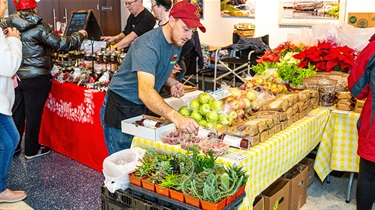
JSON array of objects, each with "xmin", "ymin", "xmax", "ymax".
[
  {"xmin": 314, "ymin": 110, "xmax": 360, "ymax": 202},
  {"xmin": 131, "ymin": 108, "xmax": 330, "ymax": 209},
  {"xmin": 39, "ymin": 80, "xmax": 108, "ymax": 171}
]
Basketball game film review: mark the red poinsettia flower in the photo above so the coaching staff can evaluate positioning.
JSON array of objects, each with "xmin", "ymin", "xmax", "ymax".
[
  {"xmin": 293, "ymin": 40, "xmax": 357, "ymax": 73},
  {"xmin": 256, "ymin": 41, "xmax": 302, "ymax": 64}
]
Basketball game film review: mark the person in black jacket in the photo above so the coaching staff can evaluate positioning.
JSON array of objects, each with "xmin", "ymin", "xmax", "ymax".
[{"xmin": 0, "ymin": 0, "xmax": 87, "ymax": 159}]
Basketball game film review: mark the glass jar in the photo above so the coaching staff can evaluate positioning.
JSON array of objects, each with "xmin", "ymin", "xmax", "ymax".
[{"xmin": 96, "ymin": 52, "xmax": 104, "ymax": 63}]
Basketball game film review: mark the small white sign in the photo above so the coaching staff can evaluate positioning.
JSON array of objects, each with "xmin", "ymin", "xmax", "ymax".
[
  {"xmin": 222, "ymin": 151, "xmax": 249, "ymax": 163},
  {"xmin": 209, "ymin": 88, "xmax": 232, "ymax": 101}
]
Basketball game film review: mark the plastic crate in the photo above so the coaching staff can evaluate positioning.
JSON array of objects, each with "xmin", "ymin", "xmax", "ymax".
[
  {"xmin": 128, "ymin": 184, "xmax": 246, "ymax": 210},
  {"xmin": 102, "ymin": 185, "xmax": 174, "ymax": 210},
  {"xmin": 102, "ymin": 184, "xmax": 246, "ymax": 210}
]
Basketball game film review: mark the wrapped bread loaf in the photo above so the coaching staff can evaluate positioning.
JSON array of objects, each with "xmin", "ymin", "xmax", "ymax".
[{"xmin": 337, "ymin": 91, "xmax": 352, "ymax": 99}]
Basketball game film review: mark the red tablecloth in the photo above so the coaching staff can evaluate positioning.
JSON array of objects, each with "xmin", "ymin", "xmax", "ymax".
[{"xmin": 39, "ymin": 80, "xmax": 108, "ymax": 171}]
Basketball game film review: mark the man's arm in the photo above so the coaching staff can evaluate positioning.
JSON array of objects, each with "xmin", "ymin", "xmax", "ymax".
[
  {"xmin": 100, "ymin": 32, "xmax": 126, "ymax": 44},
  {"xmin": 137, "ymin": 71, "xmax": 199, "ymax": 134},
  {"xmin": 113, "ymin": 32, "xmax": 138, "ymax": 50}
]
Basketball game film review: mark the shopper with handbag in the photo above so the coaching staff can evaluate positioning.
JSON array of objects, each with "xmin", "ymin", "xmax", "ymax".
[{"xmin": 0, "ymin": 0, "xmax": 87, "ymax": 159}]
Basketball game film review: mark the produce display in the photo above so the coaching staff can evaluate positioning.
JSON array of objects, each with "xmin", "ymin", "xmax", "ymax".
[
  {"xmin": 178, "ymin": 85, "xmax": 275, "ymax": 132},
  {"xmin": 175, "ymin": 87, "xmax": 319, "ymax": 147}
]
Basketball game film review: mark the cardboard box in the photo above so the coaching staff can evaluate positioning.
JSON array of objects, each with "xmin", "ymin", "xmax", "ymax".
[
  {"xmin": 253, "ymin": 195, "xmax": 264, "ymax": 210},
  {"xmin": 263, "ymin": 179, "xmax": 290, "ymax": 210},
  {"xmin": 283, "ymin": 164, "xmax": 308, "ymax": 210},
  {"xmin": 299, "ymin": 158, "xmax": 315, "ymax": 187},
  {"xmin": 348, "ymin": 12, "xmax": 375, "ymax": 28},
  {"xmin": 121, "ymin": 115, "xmax": 176, "ymax": 142}
]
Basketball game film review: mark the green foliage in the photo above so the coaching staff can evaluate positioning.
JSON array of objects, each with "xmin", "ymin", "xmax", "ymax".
[
  {"xmin": 186, "ymin": 145, "xmax": 217, "ymax": 174},
  {"xmin": 251, "ymin": 62, "xmax": 279, "ymax": 75},
  {"xmin": 277, "ymin": 63, "xmax": 316, "ymax": 87},
  {"xmin": 159, "ymin": 173, "xmax": 180, "ymax": 190},
  {"xmin": 135, "ymin": 148, "xmax": 249, "ymax": 204}
]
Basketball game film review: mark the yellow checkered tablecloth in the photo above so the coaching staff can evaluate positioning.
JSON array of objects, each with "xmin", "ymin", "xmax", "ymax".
[
  {"xmin": 131, "ymin": 108, "xmax": 330, "ymax": 210},
  {"xmin": 314, "ymin": 110, "xmax": 360, "ymax": 181}
]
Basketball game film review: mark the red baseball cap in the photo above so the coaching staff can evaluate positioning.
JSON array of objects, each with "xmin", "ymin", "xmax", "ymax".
[
  {"xmin": 13, "ymin": 0, "xmax": 37, "ymax": 11},
  {"xmin": 169, "ymin": 1, "xmax": 206, "ymax": 33}
]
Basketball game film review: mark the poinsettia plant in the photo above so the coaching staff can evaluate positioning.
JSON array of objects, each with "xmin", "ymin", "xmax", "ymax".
[
  {"xmin": 293, "ymin": 40, "xmax": 357, "ymax": 73},
  {"xmin": 252, "ymin": 41, "xmax": 315, "ymax": 87}
]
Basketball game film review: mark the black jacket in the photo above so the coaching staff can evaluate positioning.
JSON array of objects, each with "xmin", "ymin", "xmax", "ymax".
[{"xmin": 0, "ymin": 11, "xmax": 85, "ymax": 79}]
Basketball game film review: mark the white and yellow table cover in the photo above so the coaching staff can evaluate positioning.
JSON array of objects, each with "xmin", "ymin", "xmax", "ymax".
[
  {"xmin": 131, "ymin": 108, "xmax": 330, "ymax": 210},
  {"xmin": 314, "ymin": 110, "xmax": 360, "ymax": 181}
]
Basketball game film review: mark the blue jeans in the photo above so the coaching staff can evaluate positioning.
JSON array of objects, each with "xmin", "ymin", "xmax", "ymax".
[
  {"xmin": 0, "ymin": 113, "xmax": 20, "ymax": 192},
  {"xmin": 100, "ymin": 94, "xmax": 134, "ymax": 155}
]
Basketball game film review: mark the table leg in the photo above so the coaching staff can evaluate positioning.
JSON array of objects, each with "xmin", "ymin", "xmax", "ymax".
[
  {"xmin": 346, "ymin": 172, "xmax": 355, "ymax": 203},
  {"xmin": 326, "ymin": 174, "xmax": 330, "ymax": 183}
]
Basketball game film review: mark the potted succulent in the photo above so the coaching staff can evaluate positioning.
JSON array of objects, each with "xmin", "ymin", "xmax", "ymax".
[
  {"xmin": 132, "ymin": 148, "xmax": 158, "ymax": 190},
  {"xmin": 130, "ymin": 148, "xmax": 158, "ymax": 187},
  {"xmin": 160, "ymin": 173, "xmax": 184, "ymax": 202}
]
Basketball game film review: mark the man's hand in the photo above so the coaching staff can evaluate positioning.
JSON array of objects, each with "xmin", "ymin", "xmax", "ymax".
[
  {"xmin": 100, "ymin": 36, "xmax": 116, "ymax": 42},
  {"xmin": 174, "ymin": 115, "xmax": 199, "ymax": 135},
  {"xmin": 170, "ymin": 82, "xmax": 184, "ymax": 98},
  {"xmin": 173, "ymin": 63, "xmax": 182, "ymax": 72}
]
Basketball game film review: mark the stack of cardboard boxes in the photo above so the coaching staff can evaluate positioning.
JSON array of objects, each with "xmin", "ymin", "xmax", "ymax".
[{"xmin": 253, "ymin": 157, "xmax": 314, "ymax": 210}]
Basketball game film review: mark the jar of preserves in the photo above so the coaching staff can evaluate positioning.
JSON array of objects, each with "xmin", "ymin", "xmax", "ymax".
[
  {"xmin": 218, "ymin": 133, "xmax": 250, "ymax": 149},
  {"xmin": 135, "ymin": 119, "xmax": 165, "ymax": 129},
  {"xmin": 96, "ymin": 51, "xmax": 104, "ymax": 63},
  {"xmin": 110, "ymin": 52, "xmax": 118, "ymax": 64}
]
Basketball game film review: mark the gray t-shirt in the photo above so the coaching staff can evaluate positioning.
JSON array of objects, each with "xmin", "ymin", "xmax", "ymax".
[{"xmin": 109, "ymin": 27, "xmax": 181, "ymax": 104}]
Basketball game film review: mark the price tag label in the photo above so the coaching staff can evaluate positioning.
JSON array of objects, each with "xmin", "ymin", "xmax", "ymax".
[
  {"xmin": 209, "ymin": 88, "xmax": 231, "ymax": 101},
  {"xmin": 305, "ymin": 113, "xmax": 321, "ymax": 118},
  {"xmin": 222, "ymin": 152, "xmax": 249, "ymax": 163}
]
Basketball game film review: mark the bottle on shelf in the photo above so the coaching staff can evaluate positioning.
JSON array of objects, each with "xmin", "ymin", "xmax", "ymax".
[
  {"xmin": 135, "ymin": 118, "xmax": 166, "ymax": 129},
  {"xmin": 218, "ymin": 133, "xmax": 250, "ymax": 150}
]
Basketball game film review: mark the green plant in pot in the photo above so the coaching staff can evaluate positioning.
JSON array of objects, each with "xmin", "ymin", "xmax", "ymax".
[
  {"xmin": 134, "ymin": 148, "xmax": 158, "ymax": 178},
  {"xmin": 148, "ymin": 159, "xmax": 173, "ymax": 184},
  {"xmin": 225, "ymin": 165, "xmax": 249, "ymax": 188},
  {"xmin": 159, "ymin": 173, "xmax": 180, "ymax": 190}
]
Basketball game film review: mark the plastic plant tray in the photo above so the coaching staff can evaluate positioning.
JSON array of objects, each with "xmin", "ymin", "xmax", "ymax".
[{"xmin": 128, "ymin": 184, "xmax": 246, "ymax": 210}]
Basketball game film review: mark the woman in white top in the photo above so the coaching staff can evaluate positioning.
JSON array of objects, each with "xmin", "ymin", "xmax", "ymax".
[{"xmin": 0, "ymin": 0, "xmax": 27, "ymax": 203}]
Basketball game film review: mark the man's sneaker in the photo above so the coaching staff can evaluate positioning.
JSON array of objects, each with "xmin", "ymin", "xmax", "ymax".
[{"xmin": 25, "ymin": 146, "xmax": 51, "ymax": 160}]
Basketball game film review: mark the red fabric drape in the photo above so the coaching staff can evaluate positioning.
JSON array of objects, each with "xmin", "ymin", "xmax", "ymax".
[{"xmin": 39, "ymin": 80, "xmax": 108, "ymax": 171}]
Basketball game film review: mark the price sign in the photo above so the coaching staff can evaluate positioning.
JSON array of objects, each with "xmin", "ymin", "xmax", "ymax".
[
  {"xmin": 222, "ymin": 151, "xmax": 249, "ymax": 163},
  {"xmin": 209, "ymin": 88, "xmax": 232, "ymax": 101}
]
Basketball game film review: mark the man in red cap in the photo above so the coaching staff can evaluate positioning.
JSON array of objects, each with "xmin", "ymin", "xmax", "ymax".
[
  {"xmin": 0, "ymin": 0, "xmax": 87, "ymax": 159},
  {"xmin": 101, "ymin": 1, "xmax": 206, "ymax": 154}
]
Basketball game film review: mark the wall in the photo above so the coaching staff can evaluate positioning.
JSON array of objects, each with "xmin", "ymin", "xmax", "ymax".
[{"xmin": 198, "ymin": 0, "xmax": 375, "ymax": 48}]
